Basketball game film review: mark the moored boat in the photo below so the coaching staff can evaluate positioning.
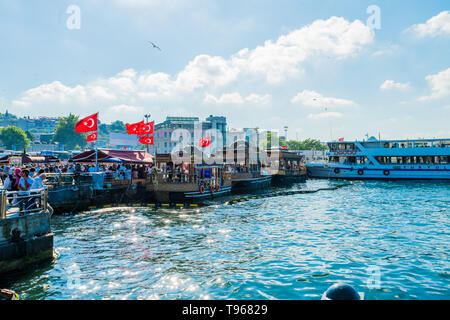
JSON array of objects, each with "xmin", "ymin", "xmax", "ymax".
[
  {"xmin": 216, "ymin": 140, "xmax": 272, "ymax": 193},
  {"xmin": 261, "ymin": 147, "xmax": 307, "ymax": 186},
  {"xmin": 307, "ymin": 138, "xmax": 450, "ymax": 180},
  {"xmin": 147, "ymin": 147, "xmax": 232, "ymax": 203}
]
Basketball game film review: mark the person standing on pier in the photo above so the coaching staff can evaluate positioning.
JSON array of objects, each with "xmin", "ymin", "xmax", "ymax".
[{"xmin": 18, "ymin": 169, "xmax": 34, "ymax": 216}]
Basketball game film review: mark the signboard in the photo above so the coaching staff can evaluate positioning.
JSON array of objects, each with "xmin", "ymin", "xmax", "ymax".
[{"xmin": 109, "ymin": 133, "xmax": 138, "ymax": 147}]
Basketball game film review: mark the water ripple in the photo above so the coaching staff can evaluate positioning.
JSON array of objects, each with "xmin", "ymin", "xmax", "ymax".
[{"xmin": 1, "ymin": 180, "xmax": 449, "ymax": 300}]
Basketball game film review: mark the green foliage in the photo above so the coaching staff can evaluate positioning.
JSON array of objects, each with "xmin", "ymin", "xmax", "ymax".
[
  {"xmin": 0, "ymin": 126, "xmax": 31, "ymax": 150},
  {"xmin": 286, "ymin": 138, "xmax": 328, "ymax": 151},
  {"xmin": 52, "ymin": 114, "xmax": 87, "ymax": 150},
  {"xmin": 109, "ymin": 120, "xmax": 127, "ymax": 133},
  {"xmin": 259, "ymin": 131, "xmax": 279, "ymax": 150},
  {"xmin": 97, "ymin": 120, "xmax": 126, "ymax": 145},
  {"xmin": 25, "ymin": 130, "xmax": 34, "ymax": 142}
]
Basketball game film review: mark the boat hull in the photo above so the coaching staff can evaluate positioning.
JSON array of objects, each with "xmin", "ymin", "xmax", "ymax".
[
  {"xmin": 270, "ymin": 173, "xmax": 307, "ymax": 186},
  {"xmin": 153, "ymin": 185, "xmax": 232, "ymax": 203},
  {"xmin": 307, "ymin": 164, "xmax": 450, "ymax": 180},
  {"xmin": 231, "ymin": 176, "xmax": 272, "ymax": 193}
]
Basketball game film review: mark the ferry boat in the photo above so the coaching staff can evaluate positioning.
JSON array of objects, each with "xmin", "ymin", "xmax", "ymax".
[
  {"xmin": 262, "ymin": 147, "xmax": 307, "ymax": 186},
  {"xmin": 147, "ymin": 147, "xmax": 232, "ymax": 203},
  {"xmin": 216, "ymin": 140, "xmax": 272, "ymax": 193},
  {"xmin": 307, "ymin": 138, "xmax": 450, "ymax": 180}
]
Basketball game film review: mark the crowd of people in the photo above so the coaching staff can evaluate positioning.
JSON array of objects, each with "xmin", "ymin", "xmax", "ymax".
[
  {"xmin": 0, "ymin": 162, "xmax": 156, "ymax": 215},
  {"xmin": 0, "ymin": 165, "xmax": 48, "ymax": 215}
]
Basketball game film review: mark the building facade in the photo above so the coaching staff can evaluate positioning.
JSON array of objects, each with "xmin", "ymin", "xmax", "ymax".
[{"xmin": 149, "ymin": 115, "xmax": 227, "ymax": 154}]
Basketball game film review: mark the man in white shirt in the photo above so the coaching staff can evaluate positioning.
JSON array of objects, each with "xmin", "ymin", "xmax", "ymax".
[
  {"xmin": 30, "ymin": 173, "xmax": 48, "ymax": 210},
  {"xmin": 18, "ymin": 169, "xmax": 34, "ymax": 215},
  {"xmin": 30, "ymin": 173, "xmax": 46, "ymax": 190}
]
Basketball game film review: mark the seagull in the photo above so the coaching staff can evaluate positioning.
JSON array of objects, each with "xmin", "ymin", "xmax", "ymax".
[{"xmin": 149, "ymin": 41, "xmax": 161, "ymax": 51}]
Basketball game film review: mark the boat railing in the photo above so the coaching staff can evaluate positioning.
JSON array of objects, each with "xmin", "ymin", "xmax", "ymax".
[
  {"xmin": 149, "ymin": 172, "xmax": 198, "ymax": 184},
  {"xmin": 148, "ymin": 172, "xmax": 229, "ymax": 186},
  {"xmin": 1, "ymin": 188, "xmax": 50, "ymax": 219},
  {"xmin": 265, "ymin": 168, "xmax": 305, "ymax": 176}
]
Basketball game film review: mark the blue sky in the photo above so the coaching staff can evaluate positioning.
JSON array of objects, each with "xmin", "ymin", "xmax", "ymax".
[{"xmin": 0, "ymin": 0, "xmax": 449, "ymax": 141}]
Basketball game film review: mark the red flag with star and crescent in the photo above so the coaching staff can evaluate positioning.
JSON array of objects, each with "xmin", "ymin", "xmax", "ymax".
[
  {"xmin": 199, "ymin": 137, "xmax": 211, "ymax": 148},
  {"xmin": 75, "ymin": 113, "xmax": 98, "ymax": 133},
  {"xmin": 139, "ymin": 136, "xmax": 154, "ymax": 145},
  {"xmin": 87, "ymin": 132, "xmax": 97, "ymax": 142},
  {"xmin": 137, "ymin": 121, "xmax": 154, "ymax": 135},
  {"xmin": 126, "ymin": 121, "xmax": 144, "ymax": 135}
]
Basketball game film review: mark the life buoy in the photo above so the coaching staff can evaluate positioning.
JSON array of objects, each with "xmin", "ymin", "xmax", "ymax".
[
  {"xmin": 199, "ymin": 185, "xmax": 205, "ymax": 194},
  {"xmin": 210, "ymin": 185, "xmax": 215, "ymax": 193},
  {"xmin": 383, "ymin": 170, "xmax": 390, "ymax": 176},
  {"xmin": 216, "ymin": 184, "xmax": 220, "ymax": 192},
  {"xmin": 334, "ymin": 168, "xmax": 340, "ymax": 174},
  {"xmin": 357, "ymin": 169, "xmax": 364, "ymax": 176}
]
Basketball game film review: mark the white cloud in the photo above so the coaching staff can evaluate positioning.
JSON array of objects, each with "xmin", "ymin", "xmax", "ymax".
[
  {"xmin": 245, "ymin": 93, "xmax": 271, "ymax": 104},
  {"xmin": 371, "ymin": 44, "xmax": 400, "ymax": 57},
  {"xmin": 380, "ymin": 80, "xmax": 411, "ymax": 91},
  {"xmin": 108, "ymin": 104, "xmax": 144, "ymax": 113},
  {"xmin": 420, "ymin": 67, "xmax": 450, "ymax": 100},
  {"xmin": 291, "ymin": 90, "xmax": 357, "ymax": 108},
  {"xmin": 12, "ymin": 81, "xmax": 87, "ymax": 107},
  {"xmin": 204, "ymin": 92, "xmax": 271, "ymax": 105},
  {"xmin": 176, "ymin": 55, "xmax": 240, "ymax": 91},
  {"xmin": 231, "ymin": 17, "xmax": 373, "ymax": 83},
  {"xmin": 307, "ymin": 112, "xmax": 343, "ymax": 120},
  {"xmin": 409, "ymin": 11, "xmax": 450, "ymax": 38},
  {"xmin": 204, "ymin": 92, "xmax": 244, "ymax": 104}
]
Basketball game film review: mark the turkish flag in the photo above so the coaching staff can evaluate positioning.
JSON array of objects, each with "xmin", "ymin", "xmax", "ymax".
[
  {"xmin": 75, "ymin": 113, "xmax": 98, "ymax": 133},
  {"xmin": 87, "ymin": 132, "xmax": 97, "ymax": 142},
  {"xmin": 137, "ymin": 121, "xmax": 154, "ymax": 135},
  {"xmin": 126, "ymin": 121, "xmax": 144, "ymax": 135},
  {"xmin": 199, "ymin": 137, "xmax": 211, "ymax": 148},
  {"xmin": 338, "ymin": 138, "xmax": 344, "ymax": 142},
  {"xmin": 139, "ymin": 136, "xmax": 154, "ymax": 145}
]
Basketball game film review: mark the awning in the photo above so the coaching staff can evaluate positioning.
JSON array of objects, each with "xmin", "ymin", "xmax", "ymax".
[
  {"xmin": 69, "ymin": 149, "xmax": 154, "ymax": 164},
  {"xmin": 0, "ymin": 154, "xmax": 60, "ymax": 164}
]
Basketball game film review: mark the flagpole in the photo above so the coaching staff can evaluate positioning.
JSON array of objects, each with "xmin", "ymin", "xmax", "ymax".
[{"xmin": 95, "ymin": 112, "xmax": 99, "ymax": 172}]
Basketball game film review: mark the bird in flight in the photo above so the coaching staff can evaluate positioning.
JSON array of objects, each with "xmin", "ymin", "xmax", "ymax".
[{"xmin": 149, "ymin": 41, "xmax": 161, "ymax": 51}]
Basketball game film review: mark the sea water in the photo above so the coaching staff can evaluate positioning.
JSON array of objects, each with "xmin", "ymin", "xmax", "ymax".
[{"xmin": 1, "ymin": 180, "xmax": 449, "ymax": 300}]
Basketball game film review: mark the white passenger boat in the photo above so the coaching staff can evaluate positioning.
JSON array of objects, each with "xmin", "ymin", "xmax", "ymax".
[{"xmin": 307, "ymin": 138, "xmax": 450, "ymax": 180}]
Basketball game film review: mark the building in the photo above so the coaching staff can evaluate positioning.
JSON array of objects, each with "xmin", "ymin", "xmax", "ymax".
[
  {"xmin": 27, "ymin": 142, "xmax": 64, "ymax": 153},
  {"xmin": 149, "ymin": 115, "xmax": 227, "ymax": 154},
  {"xmin": 0, "ymin": 112, "xmax": 59, "ymax": 133}
]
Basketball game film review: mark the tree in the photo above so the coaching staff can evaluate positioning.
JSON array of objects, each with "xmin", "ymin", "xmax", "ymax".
[
  {"xmin": 109, "ymin": 120, "xmax": 126, "ymax": 133},
  {"xmin": 0, "ymin": 126, "xmax": 31, "ymax": 150},
  {"xmin": 286, "ymin": 138, "xmax": 328, "ymax": 151},
  {"xmin": 259, "ymin": 131, "xmax": 281, "ymax": 150},
  {"xmin": 25, "ymin": 130, "xmax": 34, "ymax": 142},
  {"xmin": 52, "ymin": 114, "xmax": 87, "ymax": 150}
]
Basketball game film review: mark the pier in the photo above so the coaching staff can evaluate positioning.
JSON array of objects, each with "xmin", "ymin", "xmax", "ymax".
[{"xmin": 0, "ymin": 189, "xmax": 54, "ymax": 275}]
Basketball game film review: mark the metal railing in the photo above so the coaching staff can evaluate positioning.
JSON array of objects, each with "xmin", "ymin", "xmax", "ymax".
[{"xmin": 1, "ymin": 188, "xmax": 49, "ymax": 219}]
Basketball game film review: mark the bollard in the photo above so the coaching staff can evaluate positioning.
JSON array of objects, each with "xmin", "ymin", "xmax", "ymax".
[
  {"xmin": 1, "ymin": 191, "xmax": 6, "ymax": 219},
  {"xmin": 43, "ymin": 188, "xmax": 48, "ymax": 212}
]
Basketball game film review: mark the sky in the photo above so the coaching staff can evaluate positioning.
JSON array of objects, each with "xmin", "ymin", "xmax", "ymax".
[{"xmin": 0, "ymin": 0, "xmax": 449, "ymax": 141}]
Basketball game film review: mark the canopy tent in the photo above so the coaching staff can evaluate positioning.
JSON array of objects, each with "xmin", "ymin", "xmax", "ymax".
[
  {"xmin": 69, "ymin": 149, "xmax": 154, "ymax": 165},
  {"xmin": 0, "ymin": 154, "xmax": 60, "ymax": 164}
]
